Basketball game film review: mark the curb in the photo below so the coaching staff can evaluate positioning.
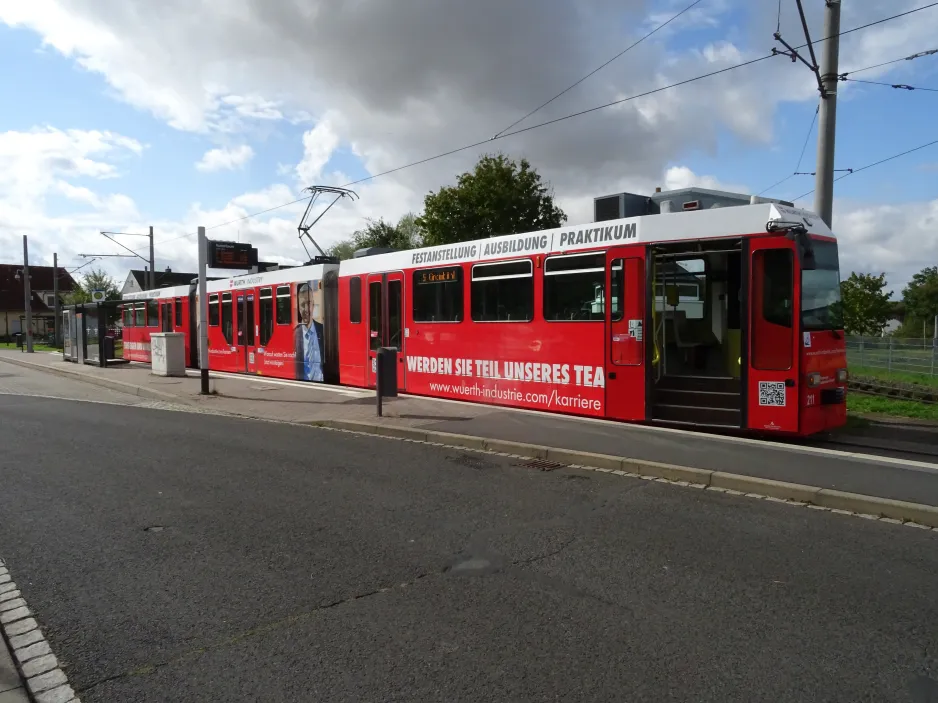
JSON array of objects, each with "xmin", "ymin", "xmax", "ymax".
[
  {"xmin": 0, "ymin": 355, "xmax": 189, "ymax": 405},
  {"xmin": 314, "ymin": 419, "xmax": 938, "ymax": 529},
  {"xmin": 5, "ymin": 354, "xmax": 938, "ymax": 530},
  {"xmin": 1, "ymin": 557, "xmax": 81, "ymax": 703}
]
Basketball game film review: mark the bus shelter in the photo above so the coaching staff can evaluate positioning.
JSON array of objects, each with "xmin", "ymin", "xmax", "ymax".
[{"xmin": 62, "ymin": 301, "xmax": 125, "ymax": 367}]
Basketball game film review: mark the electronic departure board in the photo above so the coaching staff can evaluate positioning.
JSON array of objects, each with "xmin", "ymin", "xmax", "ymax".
[{"xmin": 208, "ymin": 241, "xmax": 257, "ymax": 269}]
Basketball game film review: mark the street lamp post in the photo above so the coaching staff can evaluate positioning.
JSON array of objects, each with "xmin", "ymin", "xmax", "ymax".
[{"xmin": 15, "ymin": 235, "xmax": 34, "ymax": 353}]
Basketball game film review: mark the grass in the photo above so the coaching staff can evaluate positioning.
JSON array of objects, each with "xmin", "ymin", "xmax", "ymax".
[
  {"xmin": 848, "ymin": 365, "xmax": 938, "ymax": 389},
  {"xmin": 847, "ymin": 394, "xmax": 938, "ymax": 423},
  {"xmin": 0, "ymin": 341, "xmax": 60, "ymax": 353}
]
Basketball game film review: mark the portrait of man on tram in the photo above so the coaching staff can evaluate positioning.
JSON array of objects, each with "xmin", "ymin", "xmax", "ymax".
[{"xmin": 294, "ymin": 280, "xmax": 324, "ymax": 382}]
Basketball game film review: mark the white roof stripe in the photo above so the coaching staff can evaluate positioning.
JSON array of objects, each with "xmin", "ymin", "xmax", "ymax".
[{"xmin": 338, "ymin": 203, "xmax": 833, "ymax": 277}]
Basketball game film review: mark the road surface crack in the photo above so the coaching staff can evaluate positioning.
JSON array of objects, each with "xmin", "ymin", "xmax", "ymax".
[
  {"xmin": 511, "ymin": 536, "xmax": 577, "ymax": 566},
  {"xmin": 74, "ymin": 570, "xmax": 443, "ymax": 694}
]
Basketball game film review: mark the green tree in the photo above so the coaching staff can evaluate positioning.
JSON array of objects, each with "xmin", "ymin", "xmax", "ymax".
[
  {"xmin": 416, "ymin": 153, "xmax": 566, "ymax": 247},
  {"xmin": 838, "ymin": 272, "xmax": 893, "ymax": 336},
  {"xmin": 897, "ymin": 266, "xmax": 938, "ymax": 337},
  {"xmin": 65, "ymin": 267, "xmax": 121, "ymax": 305},
  {"xmin": 326, "ymin": 239, "xmax": 358, "ymax": 261},
  {"xmin": 326, "ymin": 213, "xmax": 422, "ymax": 260}
]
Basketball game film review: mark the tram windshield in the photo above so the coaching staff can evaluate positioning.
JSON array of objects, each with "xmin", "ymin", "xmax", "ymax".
[{"xmin": 801, "ymin": 239, "xmax": 843, "ymax": 331}]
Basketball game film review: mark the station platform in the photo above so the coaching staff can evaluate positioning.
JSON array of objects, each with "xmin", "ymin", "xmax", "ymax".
[{"xmin": 3, "ymin": 349, "xmax": 938, "ymax": 510}]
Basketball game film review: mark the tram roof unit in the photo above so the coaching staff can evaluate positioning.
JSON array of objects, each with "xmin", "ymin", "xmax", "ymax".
[{"xmin": 338, "ymin": 202, "xmax": 833, "ymax": 277}]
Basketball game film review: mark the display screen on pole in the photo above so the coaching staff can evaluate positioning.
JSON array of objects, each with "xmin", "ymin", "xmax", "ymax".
[{"xmin": 208, "ymin": 241, "xmax": 256, "ymax": 269}]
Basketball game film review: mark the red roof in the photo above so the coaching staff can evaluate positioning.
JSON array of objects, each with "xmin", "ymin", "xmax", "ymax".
[{"xmin": 0, "ymin": 264, "xmax": 77, "ymax": 313}]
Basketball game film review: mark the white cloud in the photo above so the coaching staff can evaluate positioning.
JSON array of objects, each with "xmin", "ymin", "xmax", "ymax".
[
  {"xmin": 195, "ymin": 144, "xmax": 254, "ymax": 172},
  {"xmin": 2, "ymin": 0, "xmax": 937, "ymax": 293},
  {"xmin": 832, "ymin": 198, "xmax": 938, "ymax": 293},
  {"xmin": 296, "ymin": 115, "xmax": 340, "ymax": 185}
]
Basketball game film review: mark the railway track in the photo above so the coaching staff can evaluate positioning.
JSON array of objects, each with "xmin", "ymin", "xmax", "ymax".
[{"xmin": 848, "ymin": 377, "xmax": 938, "ymax": 405}]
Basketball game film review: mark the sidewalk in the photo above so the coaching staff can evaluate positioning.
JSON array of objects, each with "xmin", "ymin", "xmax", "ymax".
[{"xmin": 3, "ymin": 350, "xmax": 938, "ymax": 525}]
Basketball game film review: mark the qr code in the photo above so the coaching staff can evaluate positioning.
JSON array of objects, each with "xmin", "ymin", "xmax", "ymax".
[{"xmin": 758, "ymin": 381, "xmax": 786, "ymax": 407}]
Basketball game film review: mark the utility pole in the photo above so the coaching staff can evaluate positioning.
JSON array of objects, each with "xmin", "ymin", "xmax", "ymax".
[
  {"xmin": 53, "ymin": 252, "xmax": 60, "ymax": 347},
  {"xmin": 814, "ymin": 0, "xmax": 842, "ymax": 228},
  {"xmin": 22, "ymin": 235, "xmax": 34, "ymax": 353},
  {"xmin": 149, "ymin": 226, "xmax": 155, "ymax": 290},
  {"xmin": 197, "ymin": 226, "xmax": 210, "ymax": 395}
]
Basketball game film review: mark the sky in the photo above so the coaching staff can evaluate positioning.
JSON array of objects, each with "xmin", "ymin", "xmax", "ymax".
[{"xmin": 0, "ymin": 0, "xmax": 936, "ymax": 294}]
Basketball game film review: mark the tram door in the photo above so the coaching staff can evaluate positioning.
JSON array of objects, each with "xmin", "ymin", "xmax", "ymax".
[
  {"xmin": 365, "ymin": 272, "xmax": 406, "ymax": 390},
  {"xmin": 236, "ymin": 291, "xmax": 258, "ymax": 374},
  {"xmin": 747, "ymin": 236, "xmax": 800, "ymax": 432},
  {"xmin": 605, "ymin": 247, "xmax": 647, "ymax": 421},
  {"xmin": 160, "ymin": 301, "xmax": 173, "ymax": 332}
]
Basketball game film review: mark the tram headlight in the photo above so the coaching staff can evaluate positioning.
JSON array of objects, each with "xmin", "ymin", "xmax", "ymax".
[
  {"xmin": 806, "ymin": 372, "xmax": 822, "ymax": 387},
  {"xmin": 835, "ymin": 368, "xmax": 848, "ymax": 383}
]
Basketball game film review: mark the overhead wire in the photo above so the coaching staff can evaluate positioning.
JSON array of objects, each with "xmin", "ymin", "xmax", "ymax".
[
  {"xmin": 493, "ymin": 0, "xmax": 704, "ymax": 138},
  {"xmin": 792, "ymin": 137, "xmax": 938, "ymax": 201},
  {"xmin": 839, "ymin": 48, "xmax": 937, "ymax": 78},
  {"xmin": 841, "ymin": 77, "xmax": 938, "ymax": 92},
  {"xmin": 152, "ymin": 1, "xmax": 938, "ymax": 245},
  {"xmin": 756, "ymin": 103, "xmax": 819, "ymax": 196}
]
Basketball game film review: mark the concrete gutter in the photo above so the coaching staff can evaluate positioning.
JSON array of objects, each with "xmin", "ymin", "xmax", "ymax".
[
  {"xmin": 4, "ymin": 353, "xmax": 938, "ymax": 530},
  {"xmin": 313, "ymin": 419, "xmax": 938, "ymax": 530}
]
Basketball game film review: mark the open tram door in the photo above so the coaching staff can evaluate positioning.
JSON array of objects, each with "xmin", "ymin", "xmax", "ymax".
[
  {"xmin": 365, "ymin": 271, "xmax": 405, "ymax": 391},
  {"xmin": 645, "ymin": 240, "xmax": 745, "ymax": 428},
  {"xmin": 745, "ymin": 234, "xmax": 804, "ymax": 433}
]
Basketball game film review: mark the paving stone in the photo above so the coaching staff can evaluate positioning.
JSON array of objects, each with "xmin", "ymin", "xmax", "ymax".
[
  {"xmin": 2, "ymin": 619, "xmax": 38, "ymax": 638},
  {"xmin": 21, "ymin": 655, "xmax": 58, "ymax": 679},
  {"xmin": 8, "ymin": 631, "xmax": 43, "ymax": 651},
  {"xmin": 34, "ymin": 684, "xmax": 77, "ymax": 703},
  {"xmin": 14, "ymin": 641, "xmax": 51, "ymax": 664},
  {"xmin": 0, "ymin": 600, "xmax": 26, "ymax": 614},
  {"xmin": 0, "ymin": 607, "xmax": 31, "ymax": 625},
  {"xmin": 0, "ymin": 591, "xmax": 21, "ymax": 604},
  {"xmin": 26, "ymin": 670, "xmax": 66, "ymax": 695}
]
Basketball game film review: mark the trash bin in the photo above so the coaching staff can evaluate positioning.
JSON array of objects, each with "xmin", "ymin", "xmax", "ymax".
[{"xmin": 14, "ymin": 333, "xmax": 22, "ymax": 348}]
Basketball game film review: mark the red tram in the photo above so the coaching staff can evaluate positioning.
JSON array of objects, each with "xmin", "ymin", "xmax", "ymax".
[{"xmin": 121, "ymin": 200, "xmax": 847, "ymax": 436}]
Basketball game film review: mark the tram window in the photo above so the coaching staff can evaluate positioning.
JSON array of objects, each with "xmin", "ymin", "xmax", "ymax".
[
  {"xmin": 544, "ymin": 253, "xmax": 606, "ymax": 321},
  {"xmin": 369, "ymin": 281, "xmax": 383, "ymax": 352},
  {"xmin": 209, "ymin": 294, "xmax": 219, "ymax": 326},
  {"xmin": 611, "ymin": 260, "xmax": 624, "ymax": 322},
  {"xmin": 245, "ymin": 296, "xmax": 255, "ymax": 346},
  {"xmin": 752, "ymin": 249, "xmax": 793, "ymax": 371},
  {"xmin": 276, "ymin": 286, "xmax": 291, "ymax": 325},
  {"xmin": 349, "ymin": 276, "xmax": 362, "ymax": 324},
  {"xmin": 236, "ymin": 296, "xmax": 246, "ymax": 345},
  {"xmin": 134, "ymin": 304, "xmax": 145, "ymax": 327},
  {"xmin": 123, "ymin": 305, "xmax": 133, "ymax": 327},
  {"xmin": 413, "ymin": 266, "xmax": 462, "ymax": 323},
  {"xmin": 221, "ymin": 293, "xmax": 233, "ymax": 345},
  {"xmin": 388, "ymin": 279, "xmax": 403, "ymax": 349},
  {"xmin": 147, "ymin": 300, "xmax": 159, "ymax": 327},
  {"xmin": 471, "ymin": 260, "xmax": 533, "ymax": 322},
  {"xmin": 161, "ymin": 302, "xmax": 173, "ymax": 332},
  {"xmin": 175, "ymin": 299, "xmax": 183, "ymax": 327},
  {"xmin": 259, "ymin": 288, "xmax": 274, "ymax": 345},
  {"xmin": 760, "ymin": 250, "xmax": 793, "ymax": 328}
]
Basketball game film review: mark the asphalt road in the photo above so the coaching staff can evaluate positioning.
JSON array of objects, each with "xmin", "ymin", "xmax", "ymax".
[{"xmin": 0, "ymin": 367, "xmax": 937, "ymax": 701}]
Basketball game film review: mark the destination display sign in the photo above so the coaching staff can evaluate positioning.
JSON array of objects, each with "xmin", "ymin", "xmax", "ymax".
[{"xmin": 208, "ymin": 241, "xmax": 257, "ymax": 269}]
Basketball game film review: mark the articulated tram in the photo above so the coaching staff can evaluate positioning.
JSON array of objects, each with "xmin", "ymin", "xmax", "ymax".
[{"xmin": 121, "ymin": 199, "xmax": 847, "ymax": 437}]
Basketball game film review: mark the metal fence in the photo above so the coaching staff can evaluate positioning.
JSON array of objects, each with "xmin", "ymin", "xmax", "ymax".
[{"xmin": 846, "ymin": 336, "xmax": 938, "ymax": 385}]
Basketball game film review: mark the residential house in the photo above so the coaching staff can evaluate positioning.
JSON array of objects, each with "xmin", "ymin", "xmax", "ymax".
[
  {"xmin": 0, "ymin": 264, "xmax": 77, "ymax": 340},
  {"xmin": 120, "ymin": 267, "xmax": 198, "ymax": 296}
]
